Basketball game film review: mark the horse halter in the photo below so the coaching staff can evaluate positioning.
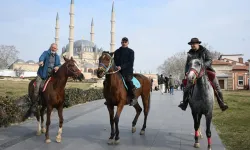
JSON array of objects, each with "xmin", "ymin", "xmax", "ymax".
[
  {"xmin": 65, "ymin": 62, "xmax": 82, "ymax": 77},
  {"xmin": 188, "ymin": 65, "xmax": 205, "ymax": 84},
  {"xmin": 98, "ymin": 54, "xmax": 119, "ymax": 75}
]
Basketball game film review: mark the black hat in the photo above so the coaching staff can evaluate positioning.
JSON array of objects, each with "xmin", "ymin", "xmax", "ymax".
[
  {"xmin": 122, "ymin": 37, "xmax": 129, "ymax": 42},
  {"xmin": 188, "ymin": 38, "xmax": 201, "ymax": 45}
]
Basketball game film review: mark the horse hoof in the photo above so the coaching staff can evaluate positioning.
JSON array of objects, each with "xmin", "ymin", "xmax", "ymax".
[
  {"xmin": 107, "ymin": 139, "xmax": 114, "ymax": 145},
  {"xmin": 41, "ymin": 128, "xmax": 46, "ymax": 133},
  {"xmin": 208, "ymin": 145, "xmax": 212, "ymax": 150},
  {"xmin": 114, "ymin": 139, "xmax": 120, "ymax": 145},
  {"xmin": 140, "ymin": 130, "xmax": 145, "ymax": 135},
  {"xmin": 56, "ymin": 136, "xmax": 61, "ymax": 143},
  {"xmin": 194, "ymin": 143, "xmax": 200, "ymax": 148},
  {"xmin": 36, "ymin": 131, "xmax": 41, "ymax": 136},
  {"xmin": 199, "ymin": 134, "xmax": 203, "ymax": 139},
  {"xmin": 45, "ymin": 139, "xmax": 51, "ymax": 144},
  {"xmin": 132, "ymin": 127, "xmax": 136, "ymax": 133}
]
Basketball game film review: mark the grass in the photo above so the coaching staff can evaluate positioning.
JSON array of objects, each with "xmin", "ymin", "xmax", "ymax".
[
  {"xmin": 213, "ymin": 90, "xmax": 250, "ymax": 150},
  {"xmin": 0, "ymin": 80, "xmax": 93, "ymax": 98}
]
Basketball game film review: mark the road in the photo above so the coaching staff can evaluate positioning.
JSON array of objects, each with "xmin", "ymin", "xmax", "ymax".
[{"xmin": 0, "ymin": 90, "xmax": 225, "ymax": 150}]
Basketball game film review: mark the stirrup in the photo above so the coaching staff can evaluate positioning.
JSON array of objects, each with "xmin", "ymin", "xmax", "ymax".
[{"xmin": 129, "ymin": 98, "xmax": 138, "ymax": 106}]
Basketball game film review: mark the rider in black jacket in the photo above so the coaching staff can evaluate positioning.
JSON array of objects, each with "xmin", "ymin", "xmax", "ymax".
[
  {"xmin": 104, "ymin": 37, "xmax": 137, "ymax": 106},
  {"xmin": 178, "ymin": 38, "xmax": 228, "ymax": 111}
]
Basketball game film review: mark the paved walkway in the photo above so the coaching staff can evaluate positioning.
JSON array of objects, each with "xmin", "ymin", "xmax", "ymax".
[{"xmin": 0, "ymin": 90, "xmax": 225, "ymax": 150}]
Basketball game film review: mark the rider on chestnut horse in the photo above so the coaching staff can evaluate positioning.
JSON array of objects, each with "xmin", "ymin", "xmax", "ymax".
[
  {"xmin": 178, "ymin": 38, "xmax": 228, "ymax": 111},
  {"xmin": 30, "ymin": 43, "xmax": 61, "ymax": 113},
  {"xmin": 104, "ymin": 37, "xmax": 137, "ymax": 106}
]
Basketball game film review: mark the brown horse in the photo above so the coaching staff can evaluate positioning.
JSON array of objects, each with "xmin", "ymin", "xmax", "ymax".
[
  {"xmin": 97, "ymin": 51, "xmax": 151, "ymax": 145},
  {"xmin": 27, "ymin": 56, "xmax": 83, "ymax": 143}
]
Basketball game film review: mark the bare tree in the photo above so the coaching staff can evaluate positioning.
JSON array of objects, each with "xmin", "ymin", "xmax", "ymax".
[
  {"xmin": 157, "ymin": 44, "xmax": 222, "ymax": 80},
  {"xmin": 202, "ymin": 43, "xmax": 221, "ymax": 59},
  {"xmin": 0, "ymin": 45, "xmax": 19, "ymax": 69},
  {"xmin": 157, "ymin": 51, "xmax": 187, "ymax": 80}
]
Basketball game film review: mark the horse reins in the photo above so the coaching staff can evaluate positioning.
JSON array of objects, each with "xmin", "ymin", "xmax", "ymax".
[
  {"xmin": 98, "ymin": 54, "xmax": 119, "ymax": 75},
  {"xmin": 189, "ymin": 67, "xmax": 205, "ymax": 84},
  {"xmin": 66, "ymin": 63, "xmax": 82, "ymax": 76}
]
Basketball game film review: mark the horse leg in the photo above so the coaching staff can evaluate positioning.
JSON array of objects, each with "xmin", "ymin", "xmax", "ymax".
[
  {"xmin": 140, "ymin": 94, "xmax": 150, "ymax": 135},
  {"xmin": 132, "ymin": 103, "xmax": 142, "ymax": 133},
  {"xmin": 56, "ymin": 104, "xmax": 64, "ymax": 143},
  {"xmin": 198, "ymin": 126, "xmax": 203, "ymax": 139},
  {"xmin": 40, "ymin": 106, "xmax": 46, "ymax": 133},
  {"xmin": 114, "ymin": 104, "xmax": 124, "ymax": 145},
  {"xmin": 35, "ymin": 110, "xmax": 41, "ymax": 136},
  {"xmin": 193, "ymin": 113, "xmax": 202, "ymax": 148},
  {"xmin": 45, "ymin": 106, "xmax": 53, "ymax": 143},
  {"xmin": 107, "ymin": 104, "xmax": 115, "ymax": 145},
  {"xmin": 205, "ymin": 114, "xmax": 212, "ymax": 150}
]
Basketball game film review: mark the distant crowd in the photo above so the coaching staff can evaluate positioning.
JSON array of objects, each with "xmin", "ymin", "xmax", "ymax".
[{"xmin": 149, "ymin": 74, "xmax": 187, "ymax": 94}]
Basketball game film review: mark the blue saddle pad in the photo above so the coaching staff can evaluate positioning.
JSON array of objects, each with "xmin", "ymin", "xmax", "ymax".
[{"xmin": 121, "ymin": 76, "xmax": 141, "ymax": 90}]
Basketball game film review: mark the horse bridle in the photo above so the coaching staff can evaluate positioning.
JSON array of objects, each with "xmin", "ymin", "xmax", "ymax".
[
  {"xmin": 98, "ymin": 53, "xmax": 119, "ymax": 75},
  {"xmin": 188, "ymin": 61, "xmax": 205, "ymax": 84},
  {"xmin": 65, "ymin": 62, "xmax": 82, "ymax": 77}
]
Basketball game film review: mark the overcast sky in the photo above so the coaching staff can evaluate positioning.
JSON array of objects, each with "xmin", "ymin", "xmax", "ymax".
[{"xmin": 1, "ymin": 0, "xmax": 249, "ymax": 73}]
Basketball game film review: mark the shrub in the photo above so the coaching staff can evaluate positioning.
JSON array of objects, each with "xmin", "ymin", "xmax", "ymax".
[{"xmin": 0, "ymin": 88, "xmax": 104, "ymax": 128}]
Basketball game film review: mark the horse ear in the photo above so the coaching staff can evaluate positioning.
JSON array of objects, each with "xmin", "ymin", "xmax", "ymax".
[
  {"xmin": 63, "ymin": 55, "xmax": 69, "ymax": 62},
  {"xmin": 110, "ymin": 52, "xmax": 114, "ymax": 58},
  {"xmin": 70, "ymin": 57, "xmax": 74, "ymax": 61},
  {"xmin": 102, "ymin": 51, "xmax": 108, "ymax": 55}
]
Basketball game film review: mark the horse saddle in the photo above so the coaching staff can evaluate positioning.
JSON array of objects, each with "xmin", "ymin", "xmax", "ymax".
[
  {"xmin": 121, "ymin": 76, "xmax": 141, "ymax": 90},
  {"xmin": 33, "ymin": 77, "xmax": 53, "ymax": 92}
]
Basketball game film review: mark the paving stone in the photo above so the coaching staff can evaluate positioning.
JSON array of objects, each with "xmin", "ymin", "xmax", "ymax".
[{"xmin": 0, "ymin": 90, "xmax": 225, "ymax": 150}]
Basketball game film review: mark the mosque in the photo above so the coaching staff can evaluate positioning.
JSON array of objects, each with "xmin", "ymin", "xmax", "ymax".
[{"xmin": 9, "ymin": 0, "xmax": 116, "ymax": 79}]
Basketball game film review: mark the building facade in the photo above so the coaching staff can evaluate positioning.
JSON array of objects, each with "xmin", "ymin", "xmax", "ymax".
[{"xmin": 212, "ymin": 54, "xmax": 249, "ymax": 90}]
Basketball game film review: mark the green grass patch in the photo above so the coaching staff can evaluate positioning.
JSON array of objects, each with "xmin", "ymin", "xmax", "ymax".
[
  {"xmin": 0, "ymin": 80, "xmax": 93, "ymax": 98},
  {"xmin": 213, "ymin": 90, "xmax": 250, "ymax": 150}
]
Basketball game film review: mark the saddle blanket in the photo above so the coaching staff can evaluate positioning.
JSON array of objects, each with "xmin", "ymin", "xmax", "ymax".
[
  {"xmin": 121, "ymin": 76, "xmax": 141, "ymax": 90},
  {"xmin": 33, "ymin": 77, "xmax": 53, "ymax": 92}
]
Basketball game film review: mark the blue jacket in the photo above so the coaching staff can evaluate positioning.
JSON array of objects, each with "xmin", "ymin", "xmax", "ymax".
[{"xmin": 37, "ymin": 50, "xmax": 61, "ymax": 79}]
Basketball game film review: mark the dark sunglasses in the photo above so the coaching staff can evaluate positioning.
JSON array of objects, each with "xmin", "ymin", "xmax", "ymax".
[{"xmin": 121, "ymin": 41, "xmax": 128, "ymax": 43}]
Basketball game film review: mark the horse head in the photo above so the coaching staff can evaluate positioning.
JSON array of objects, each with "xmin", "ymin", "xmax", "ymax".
[
  {"xmin": 187, "ymin": 58, "xmax": 205, "ymax": 84},
  {"xmin": 62, "ymin": 56, "xmax": 84, "ymax": 80},
  {"xmin": 97, "ymin": 51, "xmax": 116, "ymax": 78}
]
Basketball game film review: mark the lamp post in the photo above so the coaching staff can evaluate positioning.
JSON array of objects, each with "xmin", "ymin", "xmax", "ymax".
[{"xmin": 248, "ymin": 59, "xmax": 250, "ymax": 90}]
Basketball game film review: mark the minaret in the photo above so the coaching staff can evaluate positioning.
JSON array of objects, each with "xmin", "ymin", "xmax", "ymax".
[
  {"xmin": 68, "ymin": 0, "xmax": 75, "ymax": 58},
  {"xmin": 90, "ymin": 18, "xmax": 94, "ymax": 43},
  {"xmin": 110, "ymin": 1, "xmax": 115, "ymax": 52},
  {"xmin": 55, "ymin": 12, "xmax": 59, "ymax": 48}
]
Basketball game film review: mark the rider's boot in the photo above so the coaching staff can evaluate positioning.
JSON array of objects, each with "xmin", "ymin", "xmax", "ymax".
[
  {"xmin": 178, "ymin": 83, "xmax": 192, "ymax": 111},
  {"xmin": 31, "ymin": 92, "xmax": 39, "ymax": 113},
  {"xmin": 31, "ymin": 76, "xmax": 42, "ymax": 113},
  {"xmin": 130, "ymin": 87, "xmax": 138, "ymax": 106},
  {"xmin": 212, "ymin": 77, "xmax": 228, "ymax": 111}
]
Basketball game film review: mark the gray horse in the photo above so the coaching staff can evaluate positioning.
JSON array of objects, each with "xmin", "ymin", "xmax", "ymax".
[{"xmin": 187, "ymin": 58, "xmax": 214, "ymax": 150}]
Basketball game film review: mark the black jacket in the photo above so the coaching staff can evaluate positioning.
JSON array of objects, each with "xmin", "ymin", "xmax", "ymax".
[
  {"xmin": 114, "ymin": 47, "xmax": 134, "ymax": 76},
  {"xmin": 185, "ymin": 45, "xmax": 215, "ymax": 74}
]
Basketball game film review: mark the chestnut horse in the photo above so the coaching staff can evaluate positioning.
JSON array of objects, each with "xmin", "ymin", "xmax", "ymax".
[
  {"xmin": 97, "ymin": 51, "xmax": 151, "ymax": 145},
  {"xmin": 27, "ymin": 56, "xmax": 83, "ymax": 143}
]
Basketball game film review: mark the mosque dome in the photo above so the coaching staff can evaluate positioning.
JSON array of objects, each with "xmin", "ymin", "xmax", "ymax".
[
  {"xmin": 62, "ymin": 40, "xmax": 103, "ymax": 56},
  {"xmin": 26, "ymin": 60, "xmax": 36, "ymax": 64},
  {"xmin": 15, "ymin": 59, "xmax": 25, "ymax": 63}
]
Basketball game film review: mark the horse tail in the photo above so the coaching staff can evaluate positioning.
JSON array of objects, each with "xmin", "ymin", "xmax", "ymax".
[{"xmin": 148, "ymin": 92, "xmax": 151, "ymax": 113}]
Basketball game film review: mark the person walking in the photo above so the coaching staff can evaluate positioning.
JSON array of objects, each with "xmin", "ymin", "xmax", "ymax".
[{"xmin": 168, "ymin": 75, "xmax": 174, "ymax": 95}]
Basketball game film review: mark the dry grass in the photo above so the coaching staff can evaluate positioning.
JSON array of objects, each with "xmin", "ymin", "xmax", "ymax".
[
  {"xmin": 213, "ymin": 90, "xmax": 250, "ymax": 150},
  {"xmin": 0, "ymin": 80, "xmax": 92, "ymax": 98}
]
